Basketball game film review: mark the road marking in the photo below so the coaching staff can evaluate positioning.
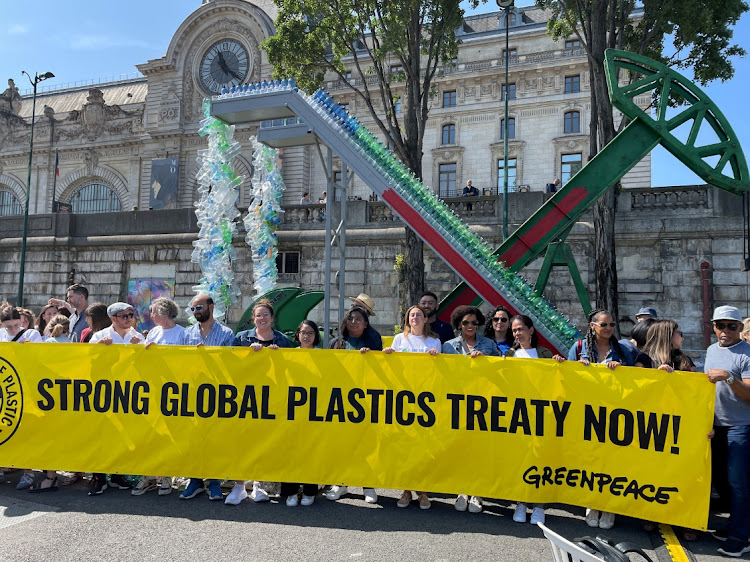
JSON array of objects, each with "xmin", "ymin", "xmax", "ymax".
[
  {"xmin": 0, "ymin": 497, "xmax": 59, "ymax": 530},
  {"xmin": 658, "ymin": 524, "xmax": 691, "ymax": 562}
]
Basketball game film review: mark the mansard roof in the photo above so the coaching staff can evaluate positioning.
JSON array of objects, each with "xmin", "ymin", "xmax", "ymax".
[{"xmin": 18, "ymin": 79, "xmax": 147, "ymax": 119}]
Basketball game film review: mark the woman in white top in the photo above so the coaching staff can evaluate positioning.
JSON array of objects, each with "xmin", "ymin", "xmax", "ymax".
[
  {"xmin": 0, "ymin": 307, "xmax": 43, "ymax": 343},
  {"xmin": 384, "ymin": 305, "xmax": 440, "ymax": 510},
  {"xmin": 138, "ymin": 297, "xmax": 184, "ymax": 497},
  {"xmin": 504, "ymin": 315, "xmax": 564, "ymax": 525}
]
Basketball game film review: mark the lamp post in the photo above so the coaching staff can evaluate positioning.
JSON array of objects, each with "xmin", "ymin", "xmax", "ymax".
[
  {"xmin": 496, "ymin": 0, "xmax": 514, "ymax": 241},
  {"xmin": 17, "ymin": 70, "xmax": 55, "ymax": 307}
]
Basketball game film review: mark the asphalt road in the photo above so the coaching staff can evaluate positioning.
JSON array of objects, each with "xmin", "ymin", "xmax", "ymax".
[{"xmin": 0, "ymin": 476, "xmax": 736, "ymax": 561}]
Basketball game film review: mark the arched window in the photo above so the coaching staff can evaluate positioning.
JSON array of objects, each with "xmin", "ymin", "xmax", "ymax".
[
  {"xmin": 564, "ymin": 111, "xmax": 580, "ymax": 134},
  {"xmin": 0, "ymin": 190, "xmax": 22, "ymax": 216},
  {"xmin": 442, "ymin": 123, "xmax": 456, "ymax": 145},
  {"xmin": 69, "ymin": 182, "xmax": 122, "ymax": 214}
]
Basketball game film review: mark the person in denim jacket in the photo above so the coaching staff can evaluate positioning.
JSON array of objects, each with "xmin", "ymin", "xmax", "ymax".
[
  {"xmin": 442, "ymin": 305, "xmax": 500, "ymax": 358},
  {"xmin": 441, "ymin": 304, "xmax": 499, "ymax": 514}
]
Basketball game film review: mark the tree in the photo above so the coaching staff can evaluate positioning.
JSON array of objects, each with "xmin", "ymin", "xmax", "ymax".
[
  {"xmin": 265, "ymin": 0, "xmax": 466, "ymax": 306},
  {"xmin": 538, "ymin": 0, "xmax": 748, "ymax": 321}
]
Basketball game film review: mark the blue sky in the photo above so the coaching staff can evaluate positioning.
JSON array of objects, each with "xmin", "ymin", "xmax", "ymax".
[{"xmin": 1, "ymin": 0, "xmax": 747, "ymax": 187}]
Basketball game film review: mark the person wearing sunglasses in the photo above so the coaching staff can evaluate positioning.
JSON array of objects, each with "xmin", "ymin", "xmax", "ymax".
[
  {"xmin": 567, "ymin": 308, "xmax": 631, "ymax": 530},
  {"xmin": 442, "ymin": 305, "xmax": 499, "ymax": 514},
  {"xmin": 86, "ymin": 302, "xmax": 143, "ymax": 496},
  {"xmin": 280, "ymin": 320, "xmax": 322, "ymax": 507},
  {"xmin": 89, "ymin": 302, "xmax": 143, "ymax": 345},
  {"xmin": 705, "ymin": 306, "xmax": 750, "ymax": 557},
  {"xmin": 327, "ymin": 306, "xmax": 383, "ymax": 504},
  {"xmin": 176, "ymin": 293, "xmax": 234, "ymax": 502},
  {"xmin": 483, "ymin": 305, "xmax": 514, "ymax": 356},
  {"xmin": 638, "ymin": 320, "xmax": 695, "ymax": 373}
]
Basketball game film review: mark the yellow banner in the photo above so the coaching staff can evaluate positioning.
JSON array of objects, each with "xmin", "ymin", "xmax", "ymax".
[{"xmin": 0, "ymin": 343, "xmax": 712, "ymax": 529}]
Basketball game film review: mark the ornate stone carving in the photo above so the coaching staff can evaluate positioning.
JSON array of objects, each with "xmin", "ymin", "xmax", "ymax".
[
  {"xmin": 84, "ymin": 148, "xmax": 100, "ymax": 174},
  {"xmin": 56, "ymin": 88, "xmax": 143, "ymax": 142},
  {"xmin": 0, "ymin": 79, "xmax": 22, "ymax": 115},
  {"xmin": 159, "ymin": 82, "xmax": 182, "ymax": 123}
]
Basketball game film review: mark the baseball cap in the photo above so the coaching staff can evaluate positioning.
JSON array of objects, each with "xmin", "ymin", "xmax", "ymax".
[
  {"xmin": 711, "ymin": 306, "xmax": 742, "ymax": 323},
  {"xmin": 107, "ymin": 302, "xmax": 134, "ymax": 317},
  {"xmin": 636, "ymin": 307, "xmax": 657, "ymax": 318}
]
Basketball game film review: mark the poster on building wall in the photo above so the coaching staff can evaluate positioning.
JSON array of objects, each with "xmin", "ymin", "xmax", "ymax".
[
  {"xmin": 149, "ymin": 157, "xmax": 179, "ymax": 210},
  {"xmin": 127, "ymin": 278, "xmax": 176, "ymax": 332}
]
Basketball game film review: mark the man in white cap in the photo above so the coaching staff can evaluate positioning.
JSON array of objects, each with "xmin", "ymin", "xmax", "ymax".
[
  {"xmin": 87, "ymin": 302, "xmax": 143, "ymax": 495},
  {"xmin": 705, "ymin": 305, "xmax": 750, "ymax": 557}
]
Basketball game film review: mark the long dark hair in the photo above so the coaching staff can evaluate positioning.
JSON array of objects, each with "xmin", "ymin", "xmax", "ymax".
[
  {"xmin": 585, "ymin": 309, "xmax": 626, "ymax": 364},
  {"xmin": 294, "ymin": 319, "xmax": 321, "ymax": 346},
  {"xmin": 509, "ymin": 315, "xmax": 538, "ymax": 349},
  {"xmin": 484, "ymin": 305, "xmax": 511, "ymax": 341}
]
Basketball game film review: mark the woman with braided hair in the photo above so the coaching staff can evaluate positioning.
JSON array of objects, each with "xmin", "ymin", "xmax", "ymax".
[
  {"xmin": 567, "ymin": 308, "xmax": 633, "ymax": 530},
  {"xmin": 567, "ymin": 308, "xmax": 630, "ymax": 369}
]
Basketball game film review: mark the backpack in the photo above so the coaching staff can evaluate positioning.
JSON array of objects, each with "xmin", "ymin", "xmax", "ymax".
[{"xmin": 572, "ymin": 535, "xmax": 654, "ymax": 562}]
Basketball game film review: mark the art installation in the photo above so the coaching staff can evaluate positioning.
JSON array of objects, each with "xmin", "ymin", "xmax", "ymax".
[
  {"xmin": 189, "ymin": 98, "xmax": 243, "ymax": 321},
  {"xmin": 243, "ymin": 137, "xmax": 286, "ymax": 296}
]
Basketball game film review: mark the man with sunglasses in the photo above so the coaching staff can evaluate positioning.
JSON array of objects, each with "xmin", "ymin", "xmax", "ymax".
[
  {"xmin": 90, "ymin": 302, "xmax": 144, "ymax": 345},
  {"xmin": 176, "ymin": 293, "xmax": 234, "ymax": 501},
  {"xmin": 86, "ymin": 302, "xmax": 143, "ymax": 495},
  {"xmin": 705, "ymin": 306, "xmax": 750, "ymax": 557}
]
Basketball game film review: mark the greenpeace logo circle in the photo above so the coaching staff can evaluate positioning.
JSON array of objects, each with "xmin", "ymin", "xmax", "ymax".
[{"xmin": 0, "ymin": 357, "xmax": 23, "ymax": 446}]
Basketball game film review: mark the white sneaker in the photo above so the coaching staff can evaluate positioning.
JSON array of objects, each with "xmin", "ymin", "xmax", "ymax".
[
  {"xmin": 158, "ymin": 477, "xmax": 172, "ymax": 496},
  {"xmin": 325, "ymin": 485, "xmax": 348, "ymax": 500},
  {"xmin": 454, "ymin": 494, "xmax": 468, "ymax": 512},
  {"xmin": 530, "ymin": 506, "xmax": 546, "ymax": 525},
  {"xmin": 286, "ymin": 494, "xmax": 299, "ymax": 507},
  {"xmin": 585, "ymin": 508, "xmax": 600, "ymax": 528},
  {"xmin": 301, "ymin": 494, "xmax": 315, "ymax": 506},
  {"xmin": 251, "ymin": 481, "xmax": 269, "ymax": 503},
  {"xmin": 363, "ymin": 488, "xmax": 378, "ymax": 504},
  {"xmin": 468, "ymin": 496, "xmax": 483, "ymax": 513},
  {"xmin": 225, "ymin": 483, "xmax": 248, "ymax": 505},
  {"xmin": 513, "ymin": 503, "xmax": 527, "ymax": 523},
  {"xmin": 131, "ymin": 477, "xmax": 158, "ymax": 496},
  {"xmin": 598, "ymin": 511, "xmax": 615, "ymax": 529}
]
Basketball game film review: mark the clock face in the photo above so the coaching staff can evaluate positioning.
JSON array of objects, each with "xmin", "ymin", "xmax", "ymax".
[{"xmin": 199, "ymin": 39, "xmax": 250, "ymax": 94}]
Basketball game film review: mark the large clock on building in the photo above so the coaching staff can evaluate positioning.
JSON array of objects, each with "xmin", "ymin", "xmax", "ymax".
[{"xmin": 199, "ymin": 38, "xmax": 250, "ymax": 94}]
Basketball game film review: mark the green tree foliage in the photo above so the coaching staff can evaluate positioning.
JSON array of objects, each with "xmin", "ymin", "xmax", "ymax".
[
  {"xmin": 265, "ymin": 0, "xmax": 468, "ymax": 306},
  {"xmin": 537, "ymin": 0, "xmax": 747, "ymax": 321}
]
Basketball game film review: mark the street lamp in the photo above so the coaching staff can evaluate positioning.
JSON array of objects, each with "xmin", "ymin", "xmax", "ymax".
[
  {"xmin": 497, "ymin": 0, "xmax": 514, "ymax": 240},
  {"xmin": 17, "ymin": 70, "xmax": 55, "ymax": 307}
]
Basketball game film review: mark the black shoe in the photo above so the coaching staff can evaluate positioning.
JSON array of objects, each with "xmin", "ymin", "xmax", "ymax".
[
  {"xmin": 717, "ymin": 538, "xmax": 750, "ymax": 557},
  {"xmin": 88, "ymin": 474, "xmax": 108, "ymax": 496},
  {"xmin": 713, "ymin": 529, "xmax": 729, "ymax": 542},
  {"xmin": 109, "ymin": 474, "xmax": 133, "ymax": 490}
]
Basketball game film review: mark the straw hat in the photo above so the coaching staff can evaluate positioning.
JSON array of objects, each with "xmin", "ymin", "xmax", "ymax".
[{"xmin": 349, "ymin": 293, "xmax": 376, "ymax": 316}]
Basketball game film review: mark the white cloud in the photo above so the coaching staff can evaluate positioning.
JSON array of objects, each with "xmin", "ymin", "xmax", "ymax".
[
  {"xmin": 70, "ymin": 35, "xmax": 149, "ymax": 50},
  {"xmin": 8, "ymin": 24, "xmax": 28, "ymax": 35}
]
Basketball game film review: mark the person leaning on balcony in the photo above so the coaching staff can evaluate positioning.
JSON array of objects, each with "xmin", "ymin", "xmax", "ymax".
[{"xmin": 461, "ymin": 179, "xmax": 479, "ymax": 197}]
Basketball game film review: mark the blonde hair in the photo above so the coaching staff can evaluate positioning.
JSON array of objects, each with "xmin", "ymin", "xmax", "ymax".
[
  {"xmin": 402, "ymin": 305, "xmax": 436, "ymax": 339},
  {"xmin": 742, "ymin": 318, "xmax": 750, "ymax": 342},
  {"xmin": 48, "ymin": 314, "xmax": 70, "ymax": 338},
  {"xmin": 642, "ymin": 319, "xmax": 679, "ymax": 368}
]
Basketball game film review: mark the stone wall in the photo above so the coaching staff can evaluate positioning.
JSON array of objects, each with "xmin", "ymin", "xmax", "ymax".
[{"xmin": 1, "ymin": 185, "xmax": 747, "ymax": 353}]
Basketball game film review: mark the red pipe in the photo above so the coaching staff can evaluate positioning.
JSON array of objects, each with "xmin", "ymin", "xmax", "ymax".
[{"xmin": 701, "ymin": 261, "xmax": 712, "ymax": 348}]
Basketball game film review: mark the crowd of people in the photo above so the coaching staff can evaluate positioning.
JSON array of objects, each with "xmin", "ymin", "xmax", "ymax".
[{"xmin": 1, "ymin": 285, "xmax": 749, "ymax": 556}]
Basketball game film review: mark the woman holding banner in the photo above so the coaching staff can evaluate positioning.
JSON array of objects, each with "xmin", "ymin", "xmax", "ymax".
[
  {"xmin": 280, "ymin": 320, "xmax": 322, "ymax": 507},
  {"xmin": 505, "ymin": 315, "xmax": 565, "ymax": 524},
  {"xmin": 384, "ymin": 305, "xmax": 440, "ymax": 510},
  {"xmin": 231, "ymin": 299, "xmax": 293, "ymax": 506},
  {"xmin": 484, "ymin": 305, "xmax": 514, "ymax": 356},
  {"xmin": 327, "ymin": 306, "xmax": 383, "ymax": 504},
  {"xmin": 568, "ymin": 308, "xmax": 632, "ymax": 530},
  {"xmin": 442, "ymin": 305, "xmax": 499, "ymax": 513}
]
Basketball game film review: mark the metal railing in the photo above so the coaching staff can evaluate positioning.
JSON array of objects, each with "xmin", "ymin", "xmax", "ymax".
[{"xmin": 21, "ymin": 72, "xmax": 145, "ymax": 96}]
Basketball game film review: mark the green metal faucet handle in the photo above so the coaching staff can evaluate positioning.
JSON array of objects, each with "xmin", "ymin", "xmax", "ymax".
[{"xmin": 604, "ymin": 48, "xmax": 749, "ymax": 195}]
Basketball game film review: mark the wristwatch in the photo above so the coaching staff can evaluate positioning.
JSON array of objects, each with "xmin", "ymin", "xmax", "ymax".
[{"xmin": 726, "ymin": 374, "xmax": 736, "ymax": 385}]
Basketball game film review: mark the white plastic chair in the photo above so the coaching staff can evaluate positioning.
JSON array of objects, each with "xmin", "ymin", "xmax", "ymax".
[{"xmin": 537, "ymin": 522, "xmax": 604, "ymax": 562}]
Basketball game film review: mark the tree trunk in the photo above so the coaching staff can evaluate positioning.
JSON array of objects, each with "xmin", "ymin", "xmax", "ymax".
[{"xmin": 404, "ymin": 227, "xmax": 424, "ymax": 306}]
